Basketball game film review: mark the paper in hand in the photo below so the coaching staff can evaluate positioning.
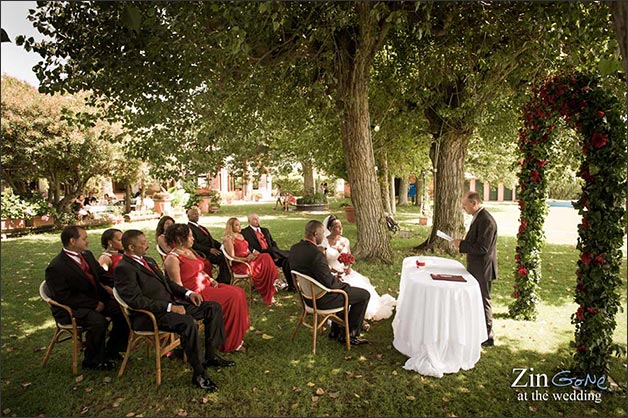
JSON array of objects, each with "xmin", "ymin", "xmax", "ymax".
[{"xmin": 436, "ymin": 230, "xmax": 454, "ymax": 242}]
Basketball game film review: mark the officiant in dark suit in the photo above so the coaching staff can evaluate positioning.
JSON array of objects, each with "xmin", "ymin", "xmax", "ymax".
[
  {"xmin": 242, "ymin": 213, "xmax": 294, "ymax": 291},
  {"xmin": 114, "ymin": 229, "xmax": 233, "ymax": 392},
  {"xmin": 186, "ymin": 207, "xmax": 231, "ymax": 284},
  {"xmin": 45, "ymin": 225, "xmax": 128, "ymax": 370},
  {"xmin": 289, "ymin": 220, "xmax": 370, "ymax": 346},
  {"xmin": 453, "ymin": 191, "xmax": 497, "ymax": 347}
]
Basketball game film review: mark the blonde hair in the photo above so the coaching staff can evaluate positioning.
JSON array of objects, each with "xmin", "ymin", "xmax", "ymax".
[{"xmin": 222, "ymin": 217, "xmax": 240, "ymax": 241}]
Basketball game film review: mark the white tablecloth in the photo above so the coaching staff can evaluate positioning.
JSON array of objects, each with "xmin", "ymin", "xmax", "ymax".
[{"xmin": 392, "ymin": 256, "xmax": 487, "ymax": 378}]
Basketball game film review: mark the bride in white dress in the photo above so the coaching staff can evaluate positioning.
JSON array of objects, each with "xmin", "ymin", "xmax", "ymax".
[{"xmin": 320, "ymin": 215, "xmax": 396, "ymax": 321}]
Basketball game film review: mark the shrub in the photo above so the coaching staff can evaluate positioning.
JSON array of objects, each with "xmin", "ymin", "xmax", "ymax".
[{"xmin": 296, "ymin": 193, "xmax": 328, "ymax": 205}]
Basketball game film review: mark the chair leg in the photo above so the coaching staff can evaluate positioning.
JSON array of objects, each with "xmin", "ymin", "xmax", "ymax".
[
  {"xmin": 118, "ymin": 335, "xmax": 135, "ymax": 379},
  {"xmin": 155, "ymin": 338, "xmax": 162, "ymax": 386},
  {"xmin": 41, "ymin": 329, "xmax": 60, "ymax": 368},
  {"xmin": 72, "ymin": 330, "xmax": 80, "ymax": 375},
  {"xmin": 291, "ymin": 311, "xmax": 306, "ymax": 342},
  {"xmin": 344, "ymin": 320, "xmax": 351, "ymax": 352},
  {"xmin": 312, "ymin": 315, "xmax": 318, "ymax": 355}
]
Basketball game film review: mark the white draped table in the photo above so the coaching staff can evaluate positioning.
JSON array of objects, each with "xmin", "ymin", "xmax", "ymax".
[{"xmin": 392, "ymin": 256, "xmax": 487, "ymax": 378}]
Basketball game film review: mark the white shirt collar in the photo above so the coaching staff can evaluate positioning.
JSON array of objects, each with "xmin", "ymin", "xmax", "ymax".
[{"xmin": 63, "ymin": 248, "xmax": 82, "ymax": 264}]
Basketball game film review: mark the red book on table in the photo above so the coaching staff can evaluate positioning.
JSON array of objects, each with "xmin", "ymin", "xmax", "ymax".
[{"xmin": 431, "ymin": 273, "xmax": 467, "ymax": 282}]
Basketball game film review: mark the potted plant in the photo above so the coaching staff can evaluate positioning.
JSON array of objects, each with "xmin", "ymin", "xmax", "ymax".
[
  {"xmin": 340, "ymin": 202, "xmax": 356, "ymax": 224},
  {"xmin": 152, "ymin": 191, "xmax": 172, "ymax": 215},
  {"xmin": 208, "ymin": 189, "xmax": 221, "ymax": 212},
  {"xmin": 295, "ymin": 193, "xmax": 329, "ymax": 212},
  {"xmin": 1, "ymin": 191, "xmax": 29, "ymax": 230}
]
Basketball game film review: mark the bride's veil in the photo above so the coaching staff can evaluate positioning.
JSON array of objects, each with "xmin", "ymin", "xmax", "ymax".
[{"xmin": 321, "ymin": 215, "xmax": 333, "ymax": 238}]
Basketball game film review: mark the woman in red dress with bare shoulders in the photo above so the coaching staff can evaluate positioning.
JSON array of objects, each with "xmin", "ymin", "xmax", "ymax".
[
  {"xmin": 163, "ymin": 224, "xmax": 249, "ymax": 353},
  {"xmin": 222, "ymin": 217, "xmax": 277, "ymax": 305}
]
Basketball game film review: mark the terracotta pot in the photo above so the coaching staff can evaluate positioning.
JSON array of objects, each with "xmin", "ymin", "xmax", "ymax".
[
  {"xmin": 33, "ymin": 215, "xmax": 55, "ymax": 227},
  {"xmin": 199, "ymin": 196, "xmax": 212, "ymax": 213},
  {"xmin": 153, "ymin": 198, "xmax": 172, "ymax": 215},
  {"xmin": 1, "ymin": 218, "xmax": 26, "ymax": 231},
  {"xmin": 343, "ymin": 206, "xmax": 356, "ymax": 224}
]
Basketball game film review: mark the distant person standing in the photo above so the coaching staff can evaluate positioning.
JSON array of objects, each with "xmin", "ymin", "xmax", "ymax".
[
  {"xmin": 273, "ymin": 184, "xmax": 283, "ymax": 210},
  {"xmin": 452, "ymin": 191, "xmax": 497, "ymax": 347},
  {"xmin": 408, "ymin": 182, "xmax": 417, "ymax": 205}
]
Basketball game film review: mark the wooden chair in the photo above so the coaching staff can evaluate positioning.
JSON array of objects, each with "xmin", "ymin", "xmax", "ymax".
[
  {"xmin": 155, "ymin": 244, "xmax": 168, "ymax": 264},
  {"xmin": 291, "ymin": 271, "xmax": 351, "ymax": 354},
  {"xmin": 113, "ymin": 288, "xmax": 182, "ymax": 386},
  {"xmin": 220, "ymin": 244, "xmax": 253, "ymax": 305},
  {"xmin": 39, "ymin": 281, "xmax": 84, "ymax": 375}
]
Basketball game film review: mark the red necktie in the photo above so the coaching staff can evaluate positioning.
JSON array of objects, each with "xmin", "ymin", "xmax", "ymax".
[
  {"xmin": 139, "ymin": 257, "xmax": 154, "ymax": 273},
  {"xmin": 199, "ymin": 225, "xmax": 209, "ymax": 236},
  {"xmin": 77, "ymin": 254, "xmax": 97, "ymax": 288},
  {"xmin": 255, "ymin": 229, "xmax": 268, "ymax": 250}
]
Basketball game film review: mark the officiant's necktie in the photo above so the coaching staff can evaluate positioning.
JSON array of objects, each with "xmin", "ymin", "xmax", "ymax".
[
  {"xmin": 199, "ymin": 225, "xmax": 210, "ymax": 236},
  {"xmin": 255, "ymin": 229, "xmax": 268, "ymax": 250}
]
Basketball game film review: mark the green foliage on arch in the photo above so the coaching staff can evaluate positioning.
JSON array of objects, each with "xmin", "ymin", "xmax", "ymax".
[{"xmin": 510, "ymin": 72, "xmax": 626, "ymax": 376}]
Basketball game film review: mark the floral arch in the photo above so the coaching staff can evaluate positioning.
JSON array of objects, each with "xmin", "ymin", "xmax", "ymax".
[{"xmin": 509, "ymin": 72, "xmax": 626, "ymax": 375}]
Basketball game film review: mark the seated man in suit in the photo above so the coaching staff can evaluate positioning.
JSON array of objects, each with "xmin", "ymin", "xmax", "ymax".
[
  {"xmin": 45, "ymin": 225, "xmax": 128, "ymax": 371},
  {"xmin": 288, "ymin": 220, "xmax": 370, "ymax": 345},
  {"xmin": 114, "ymin": 229, "xmax": 234, "ymax": 392},
  {"xmin": 241, "ymin": 213, "xmax": 294, "ymax": 292},
  {"xmin": 187, "ymin": 207, "xmax": 231, "ymax": 284}
]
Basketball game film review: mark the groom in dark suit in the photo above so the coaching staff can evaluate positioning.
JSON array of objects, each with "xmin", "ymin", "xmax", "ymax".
[
  {"xmin": 186, "ymin": 207, "xmax": 231, "ymax": 284},
  {"xmin": 453, "ymin": 191, "xmax": 498, "ymax": 347},
  {"xmin": 114, "ymin": 230, "xmax": 234, "ymax": 392},
  {"xmin": 289, "ymin": 220, "xmax": 370, "ymax": 346},
  {"xmin": 45, "ymin": 225, "xmax": 128, "ymax": 370},
  {"xmin": 242, "ymin": 213, "xmax": 294, "ymax": 291}
]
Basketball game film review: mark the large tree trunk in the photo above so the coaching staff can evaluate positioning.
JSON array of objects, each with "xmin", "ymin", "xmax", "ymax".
[
  {"xmin": 302, "ymin": 159, "xmax": 315, "ymax": 197},
  {"xmin": 416, "ymin": 174, "xmax": 424, "ymax": 209},
  {"xmin": 398, "ymin": 175, "xmax": 409, "ymax": 205},
  {"xmin": 417, "ymin": 127, "xmax": 471, "ymax": 254},
  {"xmin": 334, "ymin": 3, "xmax": 393, "ymax": 263},
  {"xmin": 125, "ymin": 184, "xmax": 132, "ymax": 213},
  {"xmin": 389, "ymin": 173, "xmax": 396, "ymax": 215},
  {"xmin": 378, "ymin": 154, "xmax": 392, "ymax": 213},
  {"xmin": 610, "ymin": 1, "xmax": 627, "ymax": 75}
]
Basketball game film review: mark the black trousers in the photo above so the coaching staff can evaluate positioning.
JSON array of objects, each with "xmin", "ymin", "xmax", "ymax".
[
  {"xmin": 311, "ymin": 286, "xmax": 370, "ymax": 336},
  {"xmin": 206, "ymin": 252, "xmax": 231, "ymax": 284},
  {"xmin": 477, "ymin": 277, "xmax": 494, "ymax": 340},
  {"xmin": 156, "ymin": 301, "xmax": 225, "ymax": 376},
  {"xmin": 76, "ymin": 299, "xmax": 129, "ymax": 365}
]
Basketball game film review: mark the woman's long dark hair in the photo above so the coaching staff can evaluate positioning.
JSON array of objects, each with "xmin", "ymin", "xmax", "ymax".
[
  {"xmin": 156, "ymin": 216, "xmax": 175, "ymax": 240},
  {"xmin": 101, "ymin": 228, "xmax": 122, "ymax": 250}
]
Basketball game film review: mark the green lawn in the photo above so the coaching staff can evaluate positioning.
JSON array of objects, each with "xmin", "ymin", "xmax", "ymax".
[{"xmin": 1, "ymin": 202, "xmax": 626, "ymax": 417}]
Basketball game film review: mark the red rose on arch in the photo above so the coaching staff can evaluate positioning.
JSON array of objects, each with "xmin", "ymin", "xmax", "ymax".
[
  {"xmin": 594, "ymin": 254, "xmax": 606, "ymax": 266},
  {"xmin": 515, "ymin": 253, "xmax": 521, "ymax": 263},
  {"xmin": 517, "ymin": 265, "xmax": 528, "ymax": 277},
  {"xmin": 597, "ymin": 111, "xmax": 605, "ymax": 117},
  {"xmin": 580, "ymin": 252, "xmax": 592, "ymax": 266},
  {"xmin": 513, "ymin": 291, "xmax": 519, "ymax": 299},
  {"xmin": 518, "ymin": 200, "xmax": 525, "ymax": 209},
  {"xmin": 581, "ymin": 218, "xmax": 589, "ymax": 229},
  {"xmin": 591, "ymin": 133, "xmax": 608, "ymax": 149},
  {"xmin": 536, "ymin": 160, "xmax": 548, "ymax": 168},
  {"xmin": 530, "ymin": 169, "xmax": 541, "ymax": 183},
  {"xmin": 577, "ymin": 345, "xmax": 586, "ymax": 353},
  {"xmin": 587, "ymin": 307, "xmax": 598, "ymax": 315},
  {"xmin": 518, "ymin": 221, "xmax": 528, "ymax": 234},
  {"xmin": 576, "ymin": 306, "xmax": 584, "ymax": 321},
  {"xmin": 576, "ymin": 283, "xmax": 586, "ymax": 292},
  {"xmin": 582, "ymin": 144, "xmax": 589, "ymax": 155}
]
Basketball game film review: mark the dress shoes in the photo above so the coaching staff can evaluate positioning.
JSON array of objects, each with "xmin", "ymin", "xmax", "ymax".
[
  {"xmin": 82, "ymin": 360, "xmax": 116, "ymax": 371},
  {"xmin": 203, "ymin": 355, "xmax": 236, "ymax": 368},
  {"xmin": 481, "ymin": 338, "xmax": 495, "ymax": 347},
  {"xmin": 337, "ymin": 335, "xmax": 369, "ymax": 346},
  {"xmin": 192, "ymin": 374, "xmax": 218, "ymax": 392}
]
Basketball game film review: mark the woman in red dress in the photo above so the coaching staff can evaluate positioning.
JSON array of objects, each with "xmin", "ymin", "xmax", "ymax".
[
  {"xmin": 222, "ymin": 217, "xmax": 277, "ymax": 306},
  {"xmin": 163, "ymin": 223, "xmax": 249, "ymax": 353},
  {"xmin": 98, "ymin": 228, "xmax": 124, "ymax": 272}
]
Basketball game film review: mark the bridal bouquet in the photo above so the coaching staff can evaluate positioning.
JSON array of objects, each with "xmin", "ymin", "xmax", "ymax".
[{"xmin": 338, "ymin": 252, "xmax": 355, "ymax": 266}]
